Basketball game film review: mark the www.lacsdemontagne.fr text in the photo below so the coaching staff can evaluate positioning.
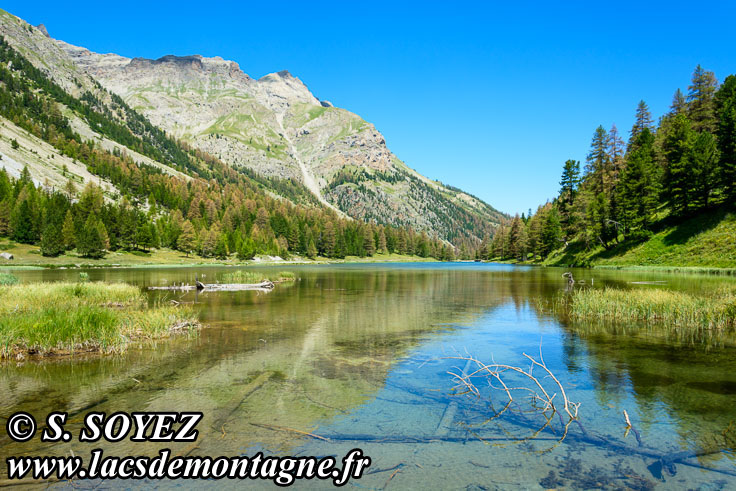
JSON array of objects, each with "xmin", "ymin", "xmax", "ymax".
[
  {"xmin": 4, "ymin": 411, "xmax": 371, "ymax": 486},
  {"xmin": 7, "ymin": 449, "xmax": 371, "ymax": 486}
]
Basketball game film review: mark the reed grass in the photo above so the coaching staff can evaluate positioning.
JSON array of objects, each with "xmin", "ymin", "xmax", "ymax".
[
  {"xmin": 0, "ymin": 273, "xmax": 18, "ymax": 285},
  {"xmin": 220, "ymin": 270, "xmax": 297, "ymax": 283},
  {"xmin": 221, "ymin": 270, "xmax": 268, "ymax": 283},
  {"xmin": 558, "ymin": 286, "xmax": 736, "ymax": 331},
  {"xmin": 593, "ymin": 265, "xmax": 736, "ymax": 276},
  {"xmin": 0, "ymin": 282, "xmax": 199, "ymax": 359}
]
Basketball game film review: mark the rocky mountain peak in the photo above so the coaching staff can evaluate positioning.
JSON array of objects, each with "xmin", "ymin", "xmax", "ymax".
[
  {"xmin": 35, "ymin": 23, "xmax": 50, "ymax": 38},
  {"xmin": 258, "ymin": 70, "xmax": 319, "ymax": 106}
]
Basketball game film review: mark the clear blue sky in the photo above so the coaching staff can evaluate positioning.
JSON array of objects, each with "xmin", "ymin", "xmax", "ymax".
[{"xmin": 5, "ymin": 1, "xmax": 736, "ymax": 215}]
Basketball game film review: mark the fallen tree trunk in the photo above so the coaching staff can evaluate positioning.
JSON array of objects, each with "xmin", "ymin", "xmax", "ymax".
[{"xmin": 148, "ymin": 280, "xmax": 275, "ymax": 292}]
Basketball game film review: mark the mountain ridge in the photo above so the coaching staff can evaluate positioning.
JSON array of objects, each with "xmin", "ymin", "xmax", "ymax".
[{"xmin": 0, "ymin": 8, "xmax": 505, "ymax": 246}]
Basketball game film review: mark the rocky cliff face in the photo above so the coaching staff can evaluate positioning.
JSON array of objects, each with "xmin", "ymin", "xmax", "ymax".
[{"xmin": 0, "ymin": 8, "xmax": 504, "ymax": 242}]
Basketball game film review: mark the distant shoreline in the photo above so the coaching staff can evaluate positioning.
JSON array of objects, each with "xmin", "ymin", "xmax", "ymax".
[{"xmin": 0, "ymin": 243, "xmax": 441, "ymax": 270}]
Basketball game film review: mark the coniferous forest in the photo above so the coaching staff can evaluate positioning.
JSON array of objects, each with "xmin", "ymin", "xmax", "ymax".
[{"xmin": 484, "ymin": 65, "xmax": 736, "ymax": 264}]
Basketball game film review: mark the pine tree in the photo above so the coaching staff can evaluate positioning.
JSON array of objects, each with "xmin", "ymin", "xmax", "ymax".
[
  {"xmin": 306, "ymin": 238, "xmax": 317, "ymax": 259},
  {"xmin": 507, "ymin": 215, "xmax": 527, "ymax": 260},
  {"xmin": 558, "ymin": 159, "xmax": 581, "ymax": 239},
  {"xmin": 671, "ymin": 89, "xmax": 687, "ymax": 115},
  {"xmin": 119, "ymin": 208, "xmax": 137, "ymax": 250},
  {"xmin": 77, "ymin": 182, "xmax": 104, "ymax": 218},
  {"xmin": 97, "ymin": 221, "xmax": 110, "ymax": 251},
  {"xmin": 0, "ymin": 199, "xmax": 10, "ymax": 236},
  {"xmin": 40, "ymin": 220, "xmax": 64, "ymax": 257},
  {"xmin": 662, "ymin": 113, "xmax": 695, "ymax": 216},
  {"xmin": 237, "ymin": 237, "xmax": 256, "ymax": 260},
  {"xmin": 541, "ymin": 207, "xmax": 562, "ymax": 256},
  {"xmin": 628, "ymin": 100, "xmax": 653, "ymax": 152},
  {"xmin": 618, "ymin": 128, "xmax": 659, "ymax": 231},
  {"xmin": 687, "ymin": 65, "xmax": 719, "ymax": 133},
  {"xmin": 77, "ymin": 215, "xmax": 104, "ymax": 258},
  {"xmin": 526, "ymin": 210, "xmax": 544, "ymax": 259},
  {"xmin": 585, "ymin": 126, "xmax": 610, "ymax": 196},
  {"xmin": 492, "ymin": 222, "xmax": 508, "ymax": 259},
  {"xmin": 61, "ymin": 209, "xmax": 76, "ymax": 250},
  {"xmin": 11, "ymin": 199, "xmax": 35, "ymax": 244},
  {"xmin": 715, "ymin": 75, "xmax": 736, "ymax": 198},
  {"xmin": 608, "ymin": 124, "xmax": 625, "ymax": 184},
  {"xmin": 135, "ymin": 222, "xmax": 152, "ymax": 252},
  {"xmin": 214, "ymin": 233, "xmax": 229, "ymax": 259},
  {"xmin": 689, "ymin": 131, "xmax": 719, "ymax": 209}
]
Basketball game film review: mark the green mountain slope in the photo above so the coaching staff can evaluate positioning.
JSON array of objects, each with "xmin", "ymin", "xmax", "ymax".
[{"xmin": 545, "ymin": 207, "xmax": 736, "ymax": 270}]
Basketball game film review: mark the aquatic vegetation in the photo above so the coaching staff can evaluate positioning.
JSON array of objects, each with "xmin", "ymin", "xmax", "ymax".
[
  {"xmin": 276, "ymin": 271, "xmax": 297, "ymax": 281},
  {"xmin": 0, "ymin": 273, "xmax": 18, "ymax": 285},
  {"xmin": 220, "ymin": 270, "xmax": 297, "ymax": 283},
  {"xmin": 221, "ymin": 270, "xmax": 268, "ymax": 283},
  {"xmin": 0, "ymin": 282, "xmax": 199, "ymax": 359},
  {"xmin": 558, "ymin": 286, "xmax": 736, "ymax": 331}
]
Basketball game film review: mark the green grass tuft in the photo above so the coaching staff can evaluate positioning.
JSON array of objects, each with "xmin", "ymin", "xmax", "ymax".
[
  {"xmin": 219, "ymin": 270, "xmax": 297, "ymax": 283},
  {"xmin": 0, "ymin": 282, "xmax": 199, "ymax": 359},
  {"xmin": 0, "ymin": 273, "xmax": 18, "ymax": 285},
  {"xmin": 556, "ymin": 286, "xmax": 736, "ymax": 331}
]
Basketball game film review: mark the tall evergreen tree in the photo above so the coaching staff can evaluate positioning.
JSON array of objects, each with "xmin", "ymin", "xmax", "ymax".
[
  {"xmin": 541, "ymin": 207, "xmax": 562, "ymax": 256},
  {"xmin": 11, "ymin": 198, "xmax": 35, "ymax": 244},
  {"xmin": 61, "ymin": 209, "xmax": 76, "ymax": 250},
  {"xmin": 362, "ymin": 226, "xmax": 376, "ymax": 257},
  {"xmin": 40, "ymin": 220, "xmax": 64, "ymax": 257},
  {"xmin": 671, "ymin": 89, "xmax": 687, "ymax": 115},
  {"xmin": 689, "ymin": 131, "xmax": 719, "ymax": 209},
  {"xmin": 618, "ymin": 128, "xmax": 659, "ymax": 231},
  {"xmin": 715, "ymin": 75, "xmax": 736, "ymax": 198},
  {"xmin": 687, "ymin": 65, "xmax": 719, "ymax": 133},
  {"xmin": 628, "ymin": 100, "xmax": 653, "ymax": 152},
  {"xmin": 662, "ymin": 114, "xmax": 695, "ymax": 216},
  {"xmin": 558, "ymin": 159, "xmax": 580, "ymax": 238},
  {"xmin": 585, "ymin": 126, "xmax": 610, "ymax": 196},
  {"xmin": 77, "ymin": 215, "xmax": 105, "ymax": 259}
]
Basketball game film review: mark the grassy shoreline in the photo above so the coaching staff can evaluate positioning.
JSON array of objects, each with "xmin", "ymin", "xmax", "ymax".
[
  {"xmin": 0, "ymin": 281, "xmax": 199, "ymax": 360},
  {"xmin": 0, "ymin": 241, "xmax": 439, "ymax": 269}
]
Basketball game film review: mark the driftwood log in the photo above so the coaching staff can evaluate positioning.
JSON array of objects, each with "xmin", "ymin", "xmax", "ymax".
[{"xmin": 148, "ymin": 280, "xmax": 275, "ymax": 292}]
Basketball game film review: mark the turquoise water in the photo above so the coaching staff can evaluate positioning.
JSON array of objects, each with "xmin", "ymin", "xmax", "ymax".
[{"xmin": 1, "ymin": 263, "xmax": 735, "ymax": 489}]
